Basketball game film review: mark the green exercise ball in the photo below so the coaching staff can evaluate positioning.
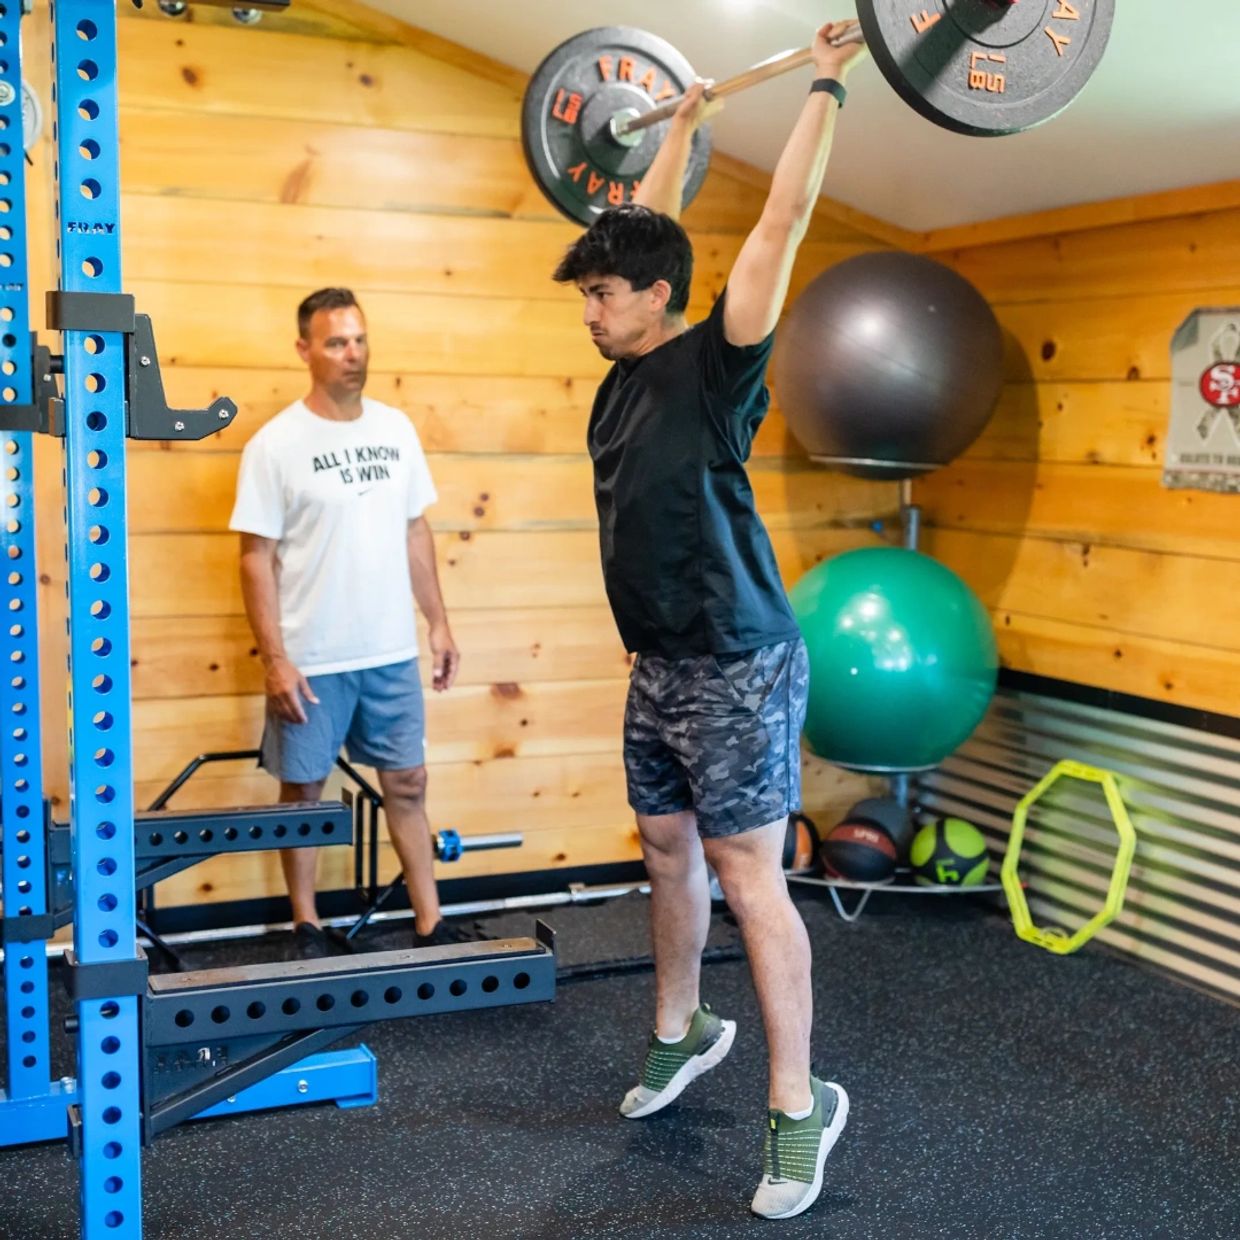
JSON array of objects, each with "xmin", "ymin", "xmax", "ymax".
[{"xmin": 788, "ymin": 547, "xmax": 998, "ymax": 771}]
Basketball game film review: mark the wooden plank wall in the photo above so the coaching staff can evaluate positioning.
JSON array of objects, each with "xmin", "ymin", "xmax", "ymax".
[
  {"xmin": 914, "ymin": 199, "xmax": 1240, "ymax": 716},
  {"xmin": 24, "ymin": 2, "xmax": 893, "ymax": 909}
]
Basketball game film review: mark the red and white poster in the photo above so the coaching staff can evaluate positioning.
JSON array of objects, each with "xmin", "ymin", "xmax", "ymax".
[{"xmin": 1166, "ymin": 310, "xmax": 1240, "ymax": 492}]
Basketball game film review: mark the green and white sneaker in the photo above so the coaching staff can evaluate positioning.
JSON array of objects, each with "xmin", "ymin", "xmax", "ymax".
[
  {"xmin": 619, "ymin": 1004, "xmax": 737, "ymax": 1120},
  {"xmin": 750, "ymin": 1076, "xmax": 849, "ymax": 1220}
]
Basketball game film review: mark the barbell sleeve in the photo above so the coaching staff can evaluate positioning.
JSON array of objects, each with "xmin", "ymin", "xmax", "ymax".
[
  {"xmin": 457, "ymin": 832, "xmax": 524, "ymax": 853},
  {"xmin": 616, "ymin": 26, "xmax": 865, "ymax": 137}
]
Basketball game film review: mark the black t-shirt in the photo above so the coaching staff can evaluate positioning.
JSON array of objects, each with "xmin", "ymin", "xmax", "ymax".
[{"xmin": 588, "ymin": 290, "xmax": 801, "ymax": 658}]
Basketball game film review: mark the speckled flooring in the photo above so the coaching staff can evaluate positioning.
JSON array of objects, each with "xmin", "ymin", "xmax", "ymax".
[{"xmin": 2, "ymin": 891, "xmax": 1237, "ymax": 1239}]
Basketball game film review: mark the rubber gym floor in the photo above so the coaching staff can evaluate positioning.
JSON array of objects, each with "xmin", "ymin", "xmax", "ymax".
[{"xmin": 2, "ymin": 889, "xmax": 1236, "ymax": 1240}]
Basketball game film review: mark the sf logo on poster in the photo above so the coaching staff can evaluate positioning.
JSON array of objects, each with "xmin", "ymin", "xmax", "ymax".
[
  {"xmin": 1200, "ymin": 360, "xmax": 1240, "ymax": 410},
  {"xmin": 1165, "ymin": 311, "xmax": 1240, "ymax": 492}
]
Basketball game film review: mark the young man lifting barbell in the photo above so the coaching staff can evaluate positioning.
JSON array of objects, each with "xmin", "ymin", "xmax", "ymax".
[{"xmin": 550, "ymin": 17, "xmax": 868, "ymax": 1223}]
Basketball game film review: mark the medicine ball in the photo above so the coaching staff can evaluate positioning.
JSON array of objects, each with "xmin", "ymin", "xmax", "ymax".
[
  {"xmin": 782, "ymin": 812, "xmax": 822, "ymax": 872},
  {"xmin": 820, "ymin": 820, "xmax": 898, "ymax": 884},
  {"xmin": 909, "ymin": 817, "xmax": 990, "ymax": 887},
  {"xmin": 841, "ymin": 796, "xmax": 914, "ymax": 861}
]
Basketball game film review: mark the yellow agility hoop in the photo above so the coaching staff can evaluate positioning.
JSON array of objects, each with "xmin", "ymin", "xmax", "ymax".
[{"xmin": 1000, "ymin": 759, "xmax": 1137, "ymax": 955}]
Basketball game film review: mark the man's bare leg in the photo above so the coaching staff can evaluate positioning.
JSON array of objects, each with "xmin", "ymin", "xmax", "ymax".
[
  {"xmin": 279, "ymin": 778, "xmax": 325, "ymax": 927},
  {"xmin": 637, "ymin": 810, "xmax": 711, "ymax": 1038},
  {"xmin": 704, "ymin": 817, "xmax": 812, "ymax": 1113},
  {"xmin": 377, "ymin": 766, "xmax": 441, "ymax": 937}
]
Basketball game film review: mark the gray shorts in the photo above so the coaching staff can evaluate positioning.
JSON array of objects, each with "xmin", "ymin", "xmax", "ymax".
[
  {"xmin": 623, "ymin": 638, "xmax": 809, "ymax": 838},
  {"xmin": 260, "ymin": 658, "xmax": 426, "ymax": 785}
]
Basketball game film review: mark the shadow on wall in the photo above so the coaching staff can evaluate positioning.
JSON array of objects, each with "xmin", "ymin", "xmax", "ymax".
[{"xmin": 918, "ymin": 324, "xmax": 1040, "ymax": 641}]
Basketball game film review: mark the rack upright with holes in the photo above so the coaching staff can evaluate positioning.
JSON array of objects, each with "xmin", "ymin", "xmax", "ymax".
[
  {"xmin": 0, "ymin": 0, "xmax": 77, "ymax": 1152},
  {"xmin": 48, "ymin": 3, "xmax": 146, "ymax": 1232}
]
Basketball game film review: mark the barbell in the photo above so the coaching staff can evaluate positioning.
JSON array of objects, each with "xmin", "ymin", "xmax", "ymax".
[{"xmin": 521, "ymin": 0, "xmax": 1115, "ymax": 225}]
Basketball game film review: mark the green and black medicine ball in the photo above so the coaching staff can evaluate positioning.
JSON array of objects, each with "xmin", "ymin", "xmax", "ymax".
[{"xmin": 909, "ymin": 817, "xmax": 989, "ymax": 887}]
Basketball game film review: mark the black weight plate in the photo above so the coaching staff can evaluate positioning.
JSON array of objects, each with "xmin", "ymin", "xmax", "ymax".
[
  {"xmin": 522, "ymin": 26, "xmax": 712, "ymax": 226},
  {"xmin": 857, "ymin": 0, "xmax": 1115, "ymax": 136}
]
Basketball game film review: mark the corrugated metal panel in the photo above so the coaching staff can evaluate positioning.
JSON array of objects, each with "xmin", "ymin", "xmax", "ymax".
[{"xmin": 914, "ymin": 686, "xmax": 1240, "ymax": 1005}]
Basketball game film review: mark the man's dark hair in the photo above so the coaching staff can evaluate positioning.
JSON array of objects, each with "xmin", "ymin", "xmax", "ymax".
[
  {"xmin": 552, "ymin": 205, "xmax": 693, "ymax": 314},
  {"xmin": 297, "ymin": 287, "xmax": 361, "ymax": 339}
]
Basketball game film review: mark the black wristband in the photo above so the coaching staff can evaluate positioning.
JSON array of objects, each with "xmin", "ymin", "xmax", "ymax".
[{"xmin": 810, "ymin": 77, "xmax": 847, "ymax": 108}]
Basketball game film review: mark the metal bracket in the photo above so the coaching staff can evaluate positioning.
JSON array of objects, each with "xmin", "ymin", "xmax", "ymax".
[
  {"xmin": 142, "ymin": 1026, "xmax": 357, "ymax": 1143},
  {"xmin": 63, "ymin": 948, "xmax": 150, "ymax": 1001},
  {"xmin": 42, "ymin": 291, "xmax": 237, "ymax": 441},
  {"xmin": 1, "ymin": 911, "xmax": 56, "ymax": 943},
  {"xmin": 46, "ymin": 289, "xmax": 135, "ymax": 333},
  {"xmin": 129, "ymin": 314, "xmax": 237, "ymax": 441},
  {"xmin": 0, "ymin": 336, "xmax": 63, "ymax": 434}
]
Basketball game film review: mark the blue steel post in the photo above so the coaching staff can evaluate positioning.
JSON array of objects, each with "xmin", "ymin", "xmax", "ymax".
[
  {"xmin": 53, "ymin": 2, "xmax": 143, "ymax": 1234},
  {"xmin": 0, "ymin": 0, "xmax": 55, "ymax": 1132}
]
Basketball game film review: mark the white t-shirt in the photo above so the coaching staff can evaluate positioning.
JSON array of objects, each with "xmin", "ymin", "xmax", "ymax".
[{"xmin": 229, "ymin": 398, "xmax": 438, "ymax": 676}]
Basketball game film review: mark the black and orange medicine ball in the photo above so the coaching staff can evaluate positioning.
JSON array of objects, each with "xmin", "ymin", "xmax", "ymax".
[{"xmin": 820, "ymin": 820, "xmax": 898, "ymax": 883}]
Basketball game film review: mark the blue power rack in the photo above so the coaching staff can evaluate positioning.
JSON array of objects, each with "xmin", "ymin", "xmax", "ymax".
[{"xmin": 0, "ymin": 10, "xmax": 557, "ymax": 1238}]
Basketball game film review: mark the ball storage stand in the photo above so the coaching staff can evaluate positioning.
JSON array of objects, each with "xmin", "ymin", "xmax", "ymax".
[{"xmin": 787, "ymin": 868, "xmax": 1004, "ymax": 924}]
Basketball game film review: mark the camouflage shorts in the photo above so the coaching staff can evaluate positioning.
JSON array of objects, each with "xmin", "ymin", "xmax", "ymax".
[{"xmin": 623, "ymin": 638, "xmax": 810, "ymax": 838}]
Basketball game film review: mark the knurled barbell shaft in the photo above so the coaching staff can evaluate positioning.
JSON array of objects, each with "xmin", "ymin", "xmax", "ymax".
[{"xmin": 616, "ymin": 26, "xmax": 866, "ymax": 138}]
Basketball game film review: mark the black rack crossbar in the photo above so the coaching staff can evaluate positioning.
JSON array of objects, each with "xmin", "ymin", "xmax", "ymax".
[
  {"xmin": 131, "ymin": 801, "xmax": 352, "ymax": 858},
  {"xmin": 47, "ymin": 800, "xmax": 352, "ymax": 866},
  {"xmin": 41, "ymin": 802, "xmax": 356, "ymax": 934},
  {"xmin": 141, "ymin": 750, "xmax": 389, "ymax": 923},
  {"xmin": 145, "ymin": 929, "xmax": 556, "ymax": 1045}
]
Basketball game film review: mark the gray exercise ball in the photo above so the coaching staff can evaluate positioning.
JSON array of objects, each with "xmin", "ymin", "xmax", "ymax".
[{"xmin": 772, "ymin": 252, "xmax": 1004, "ymax": 480}]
